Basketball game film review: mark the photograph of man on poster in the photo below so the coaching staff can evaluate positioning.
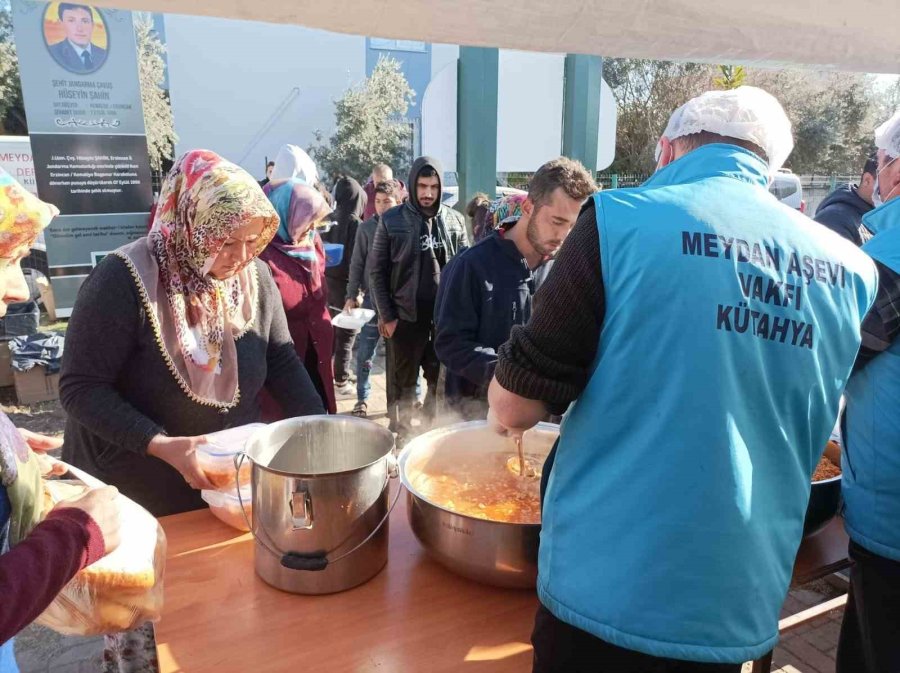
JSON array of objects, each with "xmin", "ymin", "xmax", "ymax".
[{"xmin": 45, "ymin": 3, "xmax": 108, "ymax": 74}]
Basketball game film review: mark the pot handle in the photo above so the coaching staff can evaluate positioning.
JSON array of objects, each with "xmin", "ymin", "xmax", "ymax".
[
  {"xmin": 235, "ymin": 452, "xmax": 253, "ymax": 532},
  {"xmin": 319, "ymin": 478, "xmax": 402, "ymax": 569}
]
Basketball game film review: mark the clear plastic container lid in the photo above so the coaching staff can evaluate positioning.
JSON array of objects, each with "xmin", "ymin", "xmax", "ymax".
[
  {"xmin": 196, "ymin": 423, "xmax": 264, "ymax": 490},
  {"xmin": 196, "ymin": 423, "xmax": 266, "ymax": 458}
]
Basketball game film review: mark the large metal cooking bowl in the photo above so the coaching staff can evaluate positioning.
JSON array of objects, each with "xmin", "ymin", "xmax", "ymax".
[{"xmin": 399, "ymin": 420, "xmax": 559, "ymax": 589}]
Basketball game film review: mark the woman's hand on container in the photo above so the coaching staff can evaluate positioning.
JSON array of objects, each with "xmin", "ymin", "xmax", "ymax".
[
  {"xmin": 54, "ymin": 486, "xmax": 122, "ymax": 556},
  {"xmin": 146, "ymin": 435, "xmax": 215, "ymax": 491},
  {"xmin": 343, "ymin": 298, "xmax": 359, "ymax": 313}
]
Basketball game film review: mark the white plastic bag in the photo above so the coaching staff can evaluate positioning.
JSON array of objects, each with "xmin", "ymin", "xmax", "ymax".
[{"xmin": 36, "ymin": 465, "xmax": 167, "ymax": 636}]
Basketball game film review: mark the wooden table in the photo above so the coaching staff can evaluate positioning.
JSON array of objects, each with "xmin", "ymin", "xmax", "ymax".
[
  {"xmin": 156, "ymin": 493, "xmax": 850, "ymax": 673},
  {"xmin": 155, "ymin": 486, "xmax": 538, "ymax": 672}
]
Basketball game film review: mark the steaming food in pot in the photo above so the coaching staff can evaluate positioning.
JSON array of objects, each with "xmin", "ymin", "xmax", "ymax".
[{"xmin": 411, "ymin": 451, "xmax": 543, "ymax": 524}]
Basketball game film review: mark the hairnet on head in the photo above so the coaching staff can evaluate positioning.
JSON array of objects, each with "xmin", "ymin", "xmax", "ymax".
[
  {"xmin": 875, "ymin": 109, "xmax": 900, "ymax": 160},
  {"xmin": 655, "ymin": 86, "xmax": 794, "ymax": 173}
]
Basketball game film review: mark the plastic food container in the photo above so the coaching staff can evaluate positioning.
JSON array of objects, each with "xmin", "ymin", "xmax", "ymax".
[
  {"xmin": 202, "ymin": 487, "xmax": 252, "ymax": 532},
  {"xmin": 196, "ymin": 423, "xmax": 266, "ymax": 490},
  {"xmin": 331, "ymin": 308, "xmax": 376, "ymax": 331}
]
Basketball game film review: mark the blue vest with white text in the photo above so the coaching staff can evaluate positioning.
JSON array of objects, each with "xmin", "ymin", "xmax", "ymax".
[
  {"xmin": 843, "ymin": 197, "xmax": 900, "ymax": 562},
  {"xmin": 538, "ymin": 145, "xmax": 877, "ymax": 663}
]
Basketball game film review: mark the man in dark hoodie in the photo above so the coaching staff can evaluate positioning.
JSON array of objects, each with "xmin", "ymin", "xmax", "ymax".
[
  {"xmin": 814, "ymin": 156, "xmax": 877, "ymax": 246},
  {"xmin": 434, "ymin": 158, "xmax": 596, "ymax": 417},
  {"xmin": 370, "ymin": 156, "xmax": 469, "ymax": 441},
  {"xmin": 322, "ymin": 176, "xmax": 367, "ymax": 396}
]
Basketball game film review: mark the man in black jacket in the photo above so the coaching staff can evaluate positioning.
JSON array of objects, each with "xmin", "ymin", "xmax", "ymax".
[
  {"xmin": 369, "ymin": 156, "xmax": 468, "ymax": 441},
  {"xmin": 434, "ymin": 158, "xmax": 596, "ymax": 418},
  {"xmin": 814, "ymin": 156, "xmax": 877, "ymax": 246}
]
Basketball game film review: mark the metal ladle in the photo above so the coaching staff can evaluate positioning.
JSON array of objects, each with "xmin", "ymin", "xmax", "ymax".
[{"xmin": 505, "ymin": 435, "xmax": 542, "ymax": 479}]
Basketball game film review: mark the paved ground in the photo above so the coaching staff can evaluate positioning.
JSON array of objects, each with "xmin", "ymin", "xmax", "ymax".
[{"xmin": 8, "ymin": 348, "xmax": 850, "ymax": 672}]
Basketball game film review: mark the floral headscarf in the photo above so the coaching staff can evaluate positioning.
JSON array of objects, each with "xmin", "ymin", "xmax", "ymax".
[
  {"xmin": 0, "ymin": 168, "xmax": 55, "ymax": 488},
  {"xmin": 0, "ymin": 170, "xmax": 56, "ymax": 544},
  {"xmin": 115, "ymin": 151, "xmax": 279, "ymax": 408},
  {"xmin": 0, "ymin": 169, "xmax": 57, "ymax": 270},
  {"xmin": 473, "ymin": 193, "xmax": 527, "ymax": 242}
]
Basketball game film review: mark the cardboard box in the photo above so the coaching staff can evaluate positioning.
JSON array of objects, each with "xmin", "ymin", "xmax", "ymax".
[
  {"xmin": 14, "ymin": 365, "xmax": 60, "ymax": 405},
  {"xmin": 0, "ymin": 341, "xmax": 13, "ymax": 388}
]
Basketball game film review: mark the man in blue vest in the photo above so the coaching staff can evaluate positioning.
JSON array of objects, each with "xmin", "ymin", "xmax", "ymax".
[
  {"xmin": 837, "ymin": 108, "xmax": 900, "ymax": 673},
  {"xmin": 487, "ymin": 87, "xmax": 878, "ymax": 672}
]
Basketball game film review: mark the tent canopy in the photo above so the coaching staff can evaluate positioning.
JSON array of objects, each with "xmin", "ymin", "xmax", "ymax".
[{"xmin": 91, "ymin": 0, "xmax": 898, "ymax": 73}]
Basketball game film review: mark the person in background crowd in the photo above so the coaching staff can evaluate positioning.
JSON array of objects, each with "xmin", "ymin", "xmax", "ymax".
[
  {"xmin": 464, "ymin": 192, "xmax": 489, "ymax": 236},
  {"xmin": 487, "ymin": 87, "xmax": 877, "ymax": 672},
  {"xmin": 838, "ymin": 108, "xmax": 900, "ymax": 673},
  {"xmin": 316, "ymin": 181, "xmax": 334, "ymax": 210},
  {"xmin": 344, "ymin": 180, "xmax": 401, "ymax": 417},
  {"xmin": 370, "ymin": 156, "xmax": 469, "ymax": 444},
  {"xmin": 814, "ymin": 155, "xmax": 877, "ymax": 246},
  {"xmin": 322, "ymin": 176, "xmax": 367, "ymax": 397},
  {"xmin": 265, "ymin": 144, "xmax": 320, "ymax": 194},
  {"xmin": 470, "ymin": 192, "xmax": 528, "ymax": 243},
  {"xmin": 0, "ymin": 169, "xmax": 121, "ymax": 672},
  {"xmin": 260, "ymin": 179, "xmax": 337, "ymax": 416},
  {"xmin": 362, "ymin": 164, "xmax": 407, "ymax": 220},
  {"xmin": 258, "ymin": 161, "xmax": 275, "ymax": 189},
  {"xmin": 435, "ymin": 158, "xmax": 596, "ymax": 417},
  {"xmin": 61, "ymin": 150, "xmax": 325, "ymax": 518}
]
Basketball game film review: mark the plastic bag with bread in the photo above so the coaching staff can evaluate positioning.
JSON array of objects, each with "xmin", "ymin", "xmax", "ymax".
[{"xmin": 36, "ymin": 465, "xmax": 167, "ymax": 636}]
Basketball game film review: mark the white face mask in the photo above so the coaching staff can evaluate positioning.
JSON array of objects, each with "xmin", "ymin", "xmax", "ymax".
[{"xmin": 873, "ymin": 155, "xmax": 899, "ymax": 207}]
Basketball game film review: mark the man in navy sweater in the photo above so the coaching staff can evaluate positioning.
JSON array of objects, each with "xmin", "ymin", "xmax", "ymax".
[{"xmin": 434, "ymin": 158, "xmax": 596, "ymax": 417}]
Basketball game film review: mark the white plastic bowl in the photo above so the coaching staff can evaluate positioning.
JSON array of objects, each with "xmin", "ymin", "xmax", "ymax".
[{"xmin": 332, "ymin": 308, "xmax": 376, "ymax": 330}]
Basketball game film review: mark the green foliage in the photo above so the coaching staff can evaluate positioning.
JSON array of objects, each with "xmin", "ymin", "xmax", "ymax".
[
  {"xmin": 310, "ymin": 56, "xmax": 414, "ymax": 184},
  {"xmin": 606, "ymin": 57, "xmax": 892, "ymax": 175},
  {"xmin": 604, "ymin": 59, "xmax": 717, "ymax": 173},
  {"xmin": 715, "ymin": 65, "xmax": 746, "ymax": 90},
  {"xmin": 134, "ymin": 13, "xmax": 177, "ymax": 171},
  {"xmin": 0, "ymin": 0, "xmax": 26, "ymax": 134}
]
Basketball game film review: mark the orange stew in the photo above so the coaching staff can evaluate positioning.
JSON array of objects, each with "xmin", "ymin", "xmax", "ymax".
[
  {"xmin": 813, "ymin": 455, "xmax": 841, "ymax": 481},
  {"xmin": 412, "ymin": 452, "xmax": 542, "ymax": 524}
]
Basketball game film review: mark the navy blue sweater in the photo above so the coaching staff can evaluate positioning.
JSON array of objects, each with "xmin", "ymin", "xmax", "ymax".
[{"xmin": 434, "ymin": 229, "xmax": 550, "ymax": 409}]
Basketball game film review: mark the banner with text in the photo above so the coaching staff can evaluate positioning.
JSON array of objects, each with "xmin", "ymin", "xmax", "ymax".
[{"xmin": 12, "ymin": 0, "xmax": 152, "ymax": 315}]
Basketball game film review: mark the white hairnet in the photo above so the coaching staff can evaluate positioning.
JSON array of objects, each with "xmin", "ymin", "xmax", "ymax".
[
  {"xmin": 271, "ymin": 144, "xmax": 319, "ymax": 185},
  {"xmin": 655, "ymin": 86, "xmax": 794, "ymax": 173},
  {"xmin": 875, "ymin": 109, "xmax": 900, "ymax": 160}
]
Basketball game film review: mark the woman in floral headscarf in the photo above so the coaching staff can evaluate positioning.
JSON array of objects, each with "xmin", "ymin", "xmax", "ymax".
[
  {"xmin": 0, "ymin": 169, "xmax": 122, "ymax": 670},
  {"xmin": 259, "ymin": 178, "xmax": 336, "ymax": 416},
  {"xmin": 60, "ymin": 150, "xmax": 325, "ymax": 517}
]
